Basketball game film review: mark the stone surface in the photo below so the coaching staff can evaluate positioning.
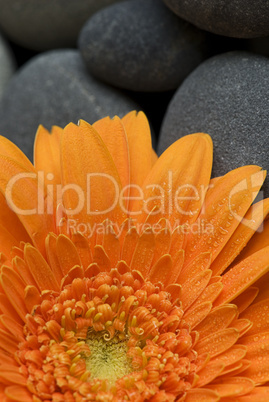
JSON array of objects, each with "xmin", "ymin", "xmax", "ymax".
[
  {"xmin": 163, "ymin": 0, "xmax": 269, "ymax": 38},
  {"xmin": 79, "ymin": 0, "xmax": 207, "ymax": 92},
  {"xmin": 0, "ymin": 0, "xmax": 123, "ymax": 51},
  {"xmin": 0, "ymin": 33, "xmax": 16, "ymax": 98},
  {"xmin": 0, "ymin": 50, "xmax": 139, "ymax": 159},
  {"xmin": 159, "ymin": 51, "xmax": 269, "ymax": 196}
]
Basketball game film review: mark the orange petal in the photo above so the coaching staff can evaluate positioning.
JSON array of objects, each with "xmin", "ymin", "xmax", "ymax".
[
  {"xmin": 0, "ymin": 370, "xmax": 27, "ymax": 387},
  {"xmin": 148, "ymin": 254, "xmax": 172, "ymax": 286},
  {"xmin": 181, "ymin": 269, "xmax": 212, "ymax": 311},
  {"xmin": 4, "ymin": 385, "xmax": 32, "ymax": 401},
  {"xmin": 151, "ymin": 226, "xmax": 171, "ymax": 266},
  {"xmin": 195, "ymin": 328, "xmax": 239, "ymax": 358},
  {"xmin": 170, "ymin": 228, "xmax": 185, "ymax": 260},
  {"xmin": 60, "ymin": 121, "xmax": 125, "ymax": 232},
  {"xmin": 184, "ymin": 166, "xmax": 265, "ymax": 266},
  {"xmin": 231, "ymin": 387, "xmax": 269, "ymax": 402},
  {"xmin": 0, "ymin": 315, "xmax": 24, "ymax": 341},
  {"xmin": 0, "ymin": 192, "xmax": 30, "ymax": 245},
  {"xmin": 85, "ymin": 263, "xmax": 100, "ymax": 278},
  {"xmin": 24, "ymin": 244, "xmax": 60, "ymax": 292},
  {"xmin": 169, "ymin": 249, "xmax": 185, "ymax": 284},
  {"xmin": 220, "ymin": 359, "xmax": 251, "ymax": 378},
  {"xmin": 188, "ymin": 282, "xmax": 223, "ymax": 312},
  {"xmin": 234, "ymin": 218, "xmax": 269, "ymax": 264},
  {"xmin": 0, "ymin": 293, "xmax": 22, "ymax": 323},
  {"xmin": 117, "ymin": 218, "xmax": 134, "ymax": 248},
  {"xmin": 0, "ymin": 352, "xmax": 18, "ymax": 367},
  {"xmin": 0, "ymin": 135, "xmax": 33, "ymax": 171},
  {"xmin": 165, "ymin": 284, "xmax": 181, "ymax": 301},
  {"xmin": 45, "ymin": 320, "xmax": 62, "ymax": 342},
  {"xmin": 0, "ymin": 223, "xmax": 19, "ymax": 259},
  {"xmin": 12, "ymin": 256, "xmax": 37, "ymax": 287},
  {"xmin": 102, "ymin": 226, "xmax": 120, "ymax": 268},
  {"xmin": 121, "ymin": 111, "xmax": 152, "ymax": 209},
  {"xmin": 34, "ymin": 124, "xmax": 62, "ymax": 187},
  {"xmin": 24, "ymin": 285, "xmax": 41, "ymax": 313},
  {"xmin": 240, "ymin": 299, "xmax": 269, "ymax": 336},
  {"xmin": 56, "ymin": 234, "xmax": 81, "ymax": 276},
  {"xmin": 45, "ymin": 233, "xmax": 62, "ymax": 285},
  {"xmin": 214, "ymin": 246, "xmax": 269, "ymax": 306},
  {"xmin": 71, "ymin": 232, "xmax": 93, "ymax": 270},
  {"xmin": 232, "ymin": 319, "xmax": 252, "ymax": 337},
  {"xmin": 179, "ymin": 252, "xmax": 211, "ymax": 284},
  {"xmin": 92, "ymin": 116, "xmax": 130, "ymax": 191},
  {"xmin": 116, "ymin": 260, "xmax": 130, "ymax": 275},
  {"xmin": 210, "ymin": 198, "xmax": 269, "ymax": 276},
  {"xmin": 130, "ymin": 229, "xmax": 155, "ymax": 277},
  {"xmin": 232, "ymin": 287, "xmax": 259, "ymax": 314},
  {"xmin": 211, "ymin": 345, "xmax": 247, "ymax": 367},
  {"xmin": 216, "ymin": 361, "xmax": 244, "ymax": 378},
  {"xmin": 61, "ymin": 265, "xmax": 84, "ymax": 287},
  {"xmin": 183, "ymin": 301, "xmax": 212, "ymax": 329},
  {"xmin": 151, "ymin": 149, "xmax": 158, "ymax": 166},
  {"xmin": 195, "ymin": 304, "xmax": 238, "ymax": 339},
  {"xmin": 184, "ymin": 388, "xmax": 220, "ymax": 401},
  {"xmin": 226, "ymin": 388, "xmax": 269, "ymax": 402},
  {"xmin": 206, "ymin": 377, "xmax": 254, "ymax": 398},
  {"xmin": 121, "ymin": 226, "xmax": 139, "ymax": 265},
  {"xmin": 131, "ymin": 133, "xmax": 212, "ymax": 226},
  {"xmin": 0, "ymin": 329, "xmax": 19, "ymax": 354},
  {"xmin": 1, "ymin": 267, "xmax": 28, "ymax": 322},
  {"xmin": 209, "ymin": 276, "xmax": 222, "ymax": 285},
  {"xmin": 252, "ymin": 271, "xmax": 269, "ymax": 304},
  {"xmin": 0, "ymin": 154, "xmax": 55, "ymax": 256},
  {"xmin": 93, "ymin": 245, "xmax": 111, "ymax": 272},
  {"xmin": 241, "ymin": 332, "xmax": 269, "ymax": 384},
  {"xmin": 196, "ymin": 361, "xmax": 225, "ymax": 387}
]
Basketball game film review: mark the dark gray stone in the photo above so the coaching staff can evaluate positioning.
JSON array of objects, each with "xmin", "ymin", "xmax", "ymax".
[
  {"xmin": 0, "ymin": 33, "xmax": 16, "ymax": 98},
  {"xmin": 159, "ymin": 51, "xmax": 269, "ymax": 196},
  {"xmin": 79, "ymin": 0, "xmax": 207, "ymax": 92},
  {"xmin": 0, "ymin": 50, "xmax": 139, "ymax": 159},
  {"xmin": 0, "ymin": 0, "xmax": 123, "ymax": 51},
  {"xmin": 164, "ymin": 0, "xmax": 269, "ymax": 38}
]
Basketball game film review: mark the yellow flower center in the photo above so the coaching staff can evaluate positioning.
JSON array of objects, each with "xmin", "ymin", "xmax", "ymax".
[{"xmin": 85, "ymin": 331, "xmax": 132, "ymax": 385}]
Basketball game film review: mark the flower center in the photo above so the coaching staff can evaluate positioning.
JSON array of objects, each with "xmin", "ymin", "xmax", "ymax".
[
  {"xmin": 17, "ymin": 269, "xmax": 196, "ymax": 400},
  {"xmin": 85, "ymin": 331, "xmax": 132, "ymax": 385}
]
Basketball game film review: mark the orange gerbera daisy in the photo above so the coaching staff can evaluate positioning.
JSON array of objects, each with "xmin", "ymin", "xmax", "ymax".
[{"xmin": 0, "ymin": 111, "xmax": 268, "ymax": 401}]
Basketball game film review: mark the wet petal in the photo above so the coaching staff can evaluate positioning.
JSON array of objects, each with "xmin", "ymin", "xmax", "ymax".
[
  {"xmin": 210, "ymin": 199, "xmax": 269, "ymax": 275},
  {"xmin": 92, "ymin": 116, "xmax": 130, "ymax": 192},
  {"xmin": 214, "ymin": 246, "xmax": 269, "ymax": 306},
  {"xmin": 34, "ymin": 125, "xmax": 62, "ymax": 187},
  {"xmin": 131, "ymin": 133, "xmax": 212, "ymax": 226},
  {"xmin": 61, "ymin": 121, "xmax": 126, "ymax": 231},
  {"xmin": 184, "ymin": 166, "xmax": 265, "ymax": 266},
  {"xmin": 195, "ymin": 328, "xmax": 239, "ymax": 358},
  {"xmin": 121, "ymin": 111, "xmax": 152, "ymax": 209},
  {"xmin": 0, "ymin": 155, "xmax": 55, "ymax": 255}
]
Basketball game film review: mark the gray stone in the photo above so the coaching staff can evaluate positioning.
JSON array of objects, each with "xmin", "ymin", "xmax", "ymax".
[
  {"xmin": 0, "ymin": 33, "xmax": 16, "ymax": 98},
  {"xmin": 0, "ymin": 0, "xmax": 124, "ymax": 51},
  {"xmin": 0, "ymin": 50, "xmax": 139, "ymax": 159},
  {"xmin": 163, "ymin": 0, "xmax": 269, "ymax": 38},
  {"xmin": 79, "ymin": 0, "xmax": 207, "ymax": 92},
  {"xmin": 159, "ymin": 51, "xmax": 269, "ymax": 196}
]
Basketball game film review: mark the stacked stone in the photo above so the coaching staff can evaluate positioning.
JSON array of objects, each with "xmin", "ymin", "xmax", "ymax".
[{"xmin": 0, "ymin": 0, "xmax": 268, "ymax": 194}]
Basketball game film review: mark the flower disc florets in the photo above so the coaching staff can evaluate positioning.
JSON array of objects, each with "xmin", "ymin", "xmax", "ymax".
[{"xmin": 17, "ymin": 269, "xmax": 196, "ymax": 401}]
